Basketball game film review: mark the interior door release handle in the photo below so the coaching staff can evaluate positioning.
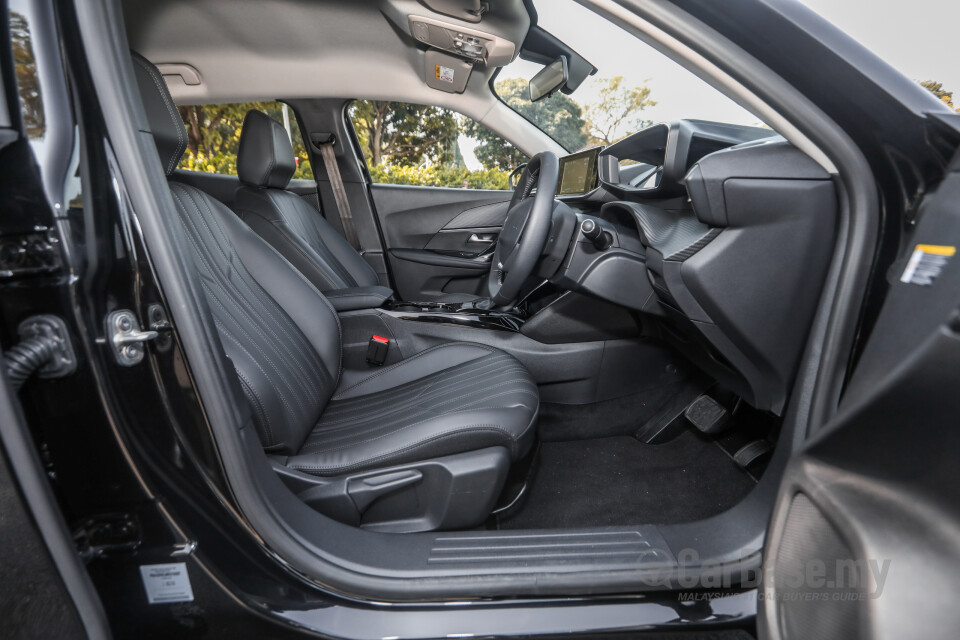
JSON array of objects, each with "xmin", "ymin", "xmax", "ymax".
[{"xmin": 468, "ymin": 233, "xmax": 496, "ymax": 243}]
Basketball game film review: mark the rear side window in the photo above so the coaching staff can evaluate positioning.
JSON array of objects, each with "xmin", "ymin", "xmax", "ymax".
[
  {"xmin": 176, "ymin": 101, "xmax": 314, "ymax": 180},
  {"xmin": 347, "ymin": 100, "xmax": 527, "ymax": 190}
]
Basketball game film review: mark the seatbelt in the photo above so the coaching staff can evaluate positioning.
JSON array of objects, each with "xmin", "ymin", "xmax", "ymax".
[{"xmin": 311, "ymin": 133, "xmax": 360, "ymax": 250}]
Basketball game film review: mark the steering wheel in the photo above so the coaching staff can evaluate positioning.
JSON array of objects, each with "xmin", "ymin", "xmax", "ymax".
[{"xmin": 488, "ymin": 152, "xmax": 559, "ymax": 308}]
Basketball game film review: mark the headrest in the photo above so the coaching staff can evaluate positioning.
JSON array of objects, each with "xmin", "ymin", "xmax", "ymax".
[
  {"xmin": 130, "ymin": 52, "xmax": 187, "ymax": 175},
  {"xmin": 237, "ymin": 110, "xmax": 296, "ymax": 189}
]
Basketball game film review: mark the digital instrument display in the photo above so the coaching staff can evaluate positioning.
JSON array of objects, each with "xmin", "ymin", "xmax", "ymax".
[{"xmin": 557, "ymin": 147, "xmax": 601, "ymax": 196}]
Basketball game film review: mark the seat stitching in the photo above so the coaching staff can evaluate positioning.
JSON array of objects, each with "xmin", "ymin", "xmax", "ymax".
[
  {"xmin": 133, "ymin": 55, "xmax": 185, "ymax": 174},
  {"xmin": 319, "ymin": 362, "xmax": 528, "ymax": 425},
  {"xmin": 233, "ymin": 364, "xmax": 275, "ymax": 445},
  {"xmin": 172, "ymin": 187, "xmax": 325, "ymax": 417},
  {"xmin": 174, "ymin": 193, "xmax": 320, "ymax": 415},
  {"xmin": 317, "ymin": 363, "xmax": 527, "ymax": 427},
  {"xmin": 179, "ymin": 187, "xmax": 332, "ymax": 397},
  {"xmin": 332, "ymin": 343, "xmax": 496, "ymax": 399},
  {"xmin": 271, "ymin": 191, "xmax": 358, "ymax": 286},
  {"xmin": 320, "ymin": 358, "xmax": 522, "ymax": 423},
  {"xmin": 290, "ymin": 425, "xmax": 519, "ymax": 473},
  {"xmin": 269, "ymin": 218, "xmax": 348, "ymax": 290},
  {"xmin": 303, "ymin": 388, "xmax": 536, "ymax": 452}
]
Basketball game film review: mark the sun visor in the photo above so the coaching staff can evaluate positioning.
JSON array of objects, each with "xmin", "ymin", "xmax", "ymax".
[{"xmin": 424, "ymin": 50, "xmax": 473, "ymax": 94}]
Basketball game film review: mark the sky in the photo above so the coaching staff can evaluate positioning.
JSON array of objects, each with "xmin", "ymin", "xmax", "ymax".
[{"xmin": 494, "ymin": 0, "xmax": 960, "ymax": 139}]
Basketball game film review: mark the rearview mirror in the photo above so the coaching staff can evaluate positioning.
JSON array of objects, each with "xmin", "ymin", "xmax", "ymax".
[{"xmin": 528, "ymin": 57, "xmax": 568, "ymax": 102}]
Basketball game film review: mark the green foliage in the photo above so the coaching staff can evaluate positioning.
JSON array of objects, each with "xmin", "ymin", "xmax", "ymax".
[
  {"xmin": 920, "ymin": 80, "xmax": 960, "ymax": 112},
  {"xmin": 10, "ymin": 12, "xmax": 44, "ymax": 138},
  {"xmin": 174, "ymin": 75, "xmax": 659, "ymax": 191},
  {"xmin": 368, "ymin": 164, "xmax": 510, "ymax": 190},
  {"xmin": 583, "ymin": 76, "xmax": 656, "ymax": 145},
  {"xmin": 176, "ymin": 102, "xmax": 314, "ymax": 180},
  {"xmin": 350, "ymin": 101, "xmax": 460, "ymax": 167},
  {"xmin": 349, "ymin": 99, "xmax": 514, "ymax": 188},
  {"xmin": 479, "ymin": 77, "xmax": 588, "ymax": 162}
]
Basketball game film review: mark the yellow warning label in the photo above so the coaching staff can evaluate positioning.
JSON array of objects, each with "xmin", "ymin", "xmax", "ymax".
[
  {"xmin": 435, "ymin": 65, "xmax": 455, "ymax": 83},
  {"xmin": 901, "ymin": 244, "xmax": 955, "ymax": 285},
  {"xmin": 914, "ymin": 244, "xmax": 956, "ymax": 256}
]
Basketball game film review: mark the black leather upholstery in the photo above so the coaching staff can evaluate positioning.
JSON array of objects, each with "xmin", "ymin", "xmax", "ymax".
[
  {"xmin": 234, "ymin": 186, "xmax": 380, "ymax": 291},
  {"xmin": 130, "ymin": 54, "xmax": 187, "ymax": 176},
  {"xmin": 237, "ymin": 110, "xmax": 298, "ymax": 189},
  {"xmin": 168, "ymin": 180, "xmax": 342, "ymax": 451},
  {"xmin": 234, "ymin": 110, "xmax": 479, "ymax": 304},
  {"xmin": 131, "ymin": 52, "xmax": 537, "ymax": 479},
  {"xmin": 323, "ymin": 285, "xmax": 395, "ymax": 312},
  {"xmin": 285, "ymin": 343, "xmax": 537, "ymax": 475}
]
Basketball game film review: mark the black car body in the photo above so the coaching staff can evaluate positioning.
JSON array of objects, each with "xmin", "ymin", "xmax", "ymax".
[{"xmin": 2, "ymin": 0, "xmax": 960, "ymax": 638}]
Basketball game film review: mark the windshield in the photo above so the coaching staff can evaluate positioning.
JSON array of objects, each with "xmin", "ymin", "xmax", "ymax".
[{"xmin": 496, "ymin": 0, "xmax": 765, "ymax": 152}]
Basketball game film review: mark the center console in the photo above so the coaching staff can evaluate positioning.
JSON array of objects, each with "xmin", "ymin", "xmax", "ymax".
[{"xmin": 381, "ymin": 298, "xmax": 526, "ymax": 332}]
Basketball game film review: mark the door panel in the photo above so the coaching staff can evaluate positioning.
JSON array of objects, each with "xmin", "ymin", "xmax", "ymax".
[
  {"xmin": 370, "ymin": 183, "xmax": 512, "ymax": 300},
  {"xmin": 759, "ymin": 166, "xmax": 960, "ymax": 639}
]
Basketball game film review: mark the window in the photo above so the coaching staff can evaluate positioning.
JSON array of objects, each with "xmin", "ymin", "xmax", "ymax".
[
  {"xmin": 10, "ymin": 9, "xmax": 44, "ymax": 140},
  {"xmin": 176, "ymin": 102, "xmax": 313, "ymax": 179},
  {"xmin": 495, "ymin": 0, "xmax": 766, "ymax": 150},
  {"xmin": 347, "ymin": 100, "xmax": 526, "ymax": 190}
]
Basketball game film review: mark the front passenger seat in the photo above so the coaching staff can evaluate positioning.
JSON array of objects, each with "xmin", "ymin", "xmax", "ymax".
[{"xmin": 131, "ymin": 53, "xmax": 538, "ymax": 532}]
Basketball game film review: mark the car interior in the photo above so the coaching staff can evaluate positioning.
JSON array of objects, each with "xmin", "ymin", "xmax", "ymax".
[{"xmin": 116, "ymin": 0, "xmax": 841, "ymax": 594}]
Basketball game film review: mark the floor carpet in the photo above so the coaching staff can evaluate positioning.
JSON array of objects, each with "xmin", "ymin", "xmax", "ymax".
[{"xmin": 495, "ymin": 430, "xmax": 756, "ymax": 529}]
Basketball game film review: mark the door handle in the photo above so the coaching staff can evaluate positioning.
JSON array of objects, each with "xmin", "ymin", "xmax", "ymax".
[{"xmin": 468, "ymin": 233, "xmax": 496, "ymax": 243}]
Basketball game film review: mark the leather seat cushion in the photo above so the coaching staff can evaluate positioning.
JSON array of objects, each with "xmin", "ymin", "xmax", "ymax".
[{"xmin": 284, "ymin": 343, "xmax": 538, "ymax": 476}]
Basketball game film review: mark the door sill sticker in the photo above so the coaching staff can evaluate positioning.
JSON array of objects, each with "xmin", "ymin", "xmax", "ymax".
[
  {"xmin": 140, "ymin": 563, "xmax": 194, "ymax": 604},
  {"xmin": 900, "ymin": 244, "xmax": 955, "ymax": 286}
]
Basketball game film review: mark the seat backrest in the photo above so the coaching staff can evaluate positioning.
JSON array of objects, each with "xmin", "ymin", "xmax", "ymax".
[
  {"xmin": 131, "ymin": 52, "xmax": 341, "ymax": 453},
  {"xmin": 234, "ymin": 110, "xmax": 380, "ymax": 292}
]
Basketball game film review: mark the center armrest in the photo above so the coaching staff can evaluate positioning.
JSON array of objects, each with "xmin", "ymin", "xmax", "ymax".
[{"xmin": 324, "ymin": 286, "xmax": 395, "ymax": 312}]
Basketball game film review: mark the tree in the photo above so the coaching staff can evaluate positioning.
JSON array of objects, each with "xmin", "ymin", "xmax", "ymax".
[
  {"xmin": 11, "ymin": 12, "xmax": 44, "ymax": 138},
  {"xmin": 464, "ymin": 77, "xmax": 588, "ymax": 170},
  {"xmin": 920, "ymin": 80, "xmax": 960, "ymax": 112},
  {"xmin": 350, "ymin": 101, "xmax": 459, "ymax": 167},
  {"xmin": 178, "ymin": 102, "xmax": 254, "ymax": 160},
  {"xmin": 583, "ymin": 76, "xmax": 656, "ymax": 146},
  {"xmin": 176, "ymin": 102, "xmax": 313, "ymax": 179}
]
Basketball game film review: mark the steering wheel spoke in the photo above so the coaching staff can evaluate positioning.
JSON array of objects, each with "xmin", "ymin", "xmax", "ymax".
[{"xmin": 486, "ymin": 152, "xmax": 559, "ymax": 308}]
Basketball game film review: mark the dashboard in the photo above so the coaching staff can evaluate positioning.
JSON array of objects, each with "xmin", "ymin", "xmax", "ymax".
[{"xmin": 542, "ymin": 120, "xmax": 838, "ymax": 415}]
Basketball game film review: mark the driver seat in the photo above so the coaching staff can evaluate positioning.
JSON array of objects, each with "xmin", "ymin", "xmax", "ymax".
[{"xmin": 234, "ymin": 110, "xmax": 479, "ymax": 308}]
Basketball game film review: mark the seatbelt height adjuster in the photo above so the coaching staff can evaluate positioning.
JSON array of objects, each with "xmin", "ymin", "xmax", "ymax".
[{"xmin": 366, "ymin": 335, "xmax": 390, "ymax": 366}]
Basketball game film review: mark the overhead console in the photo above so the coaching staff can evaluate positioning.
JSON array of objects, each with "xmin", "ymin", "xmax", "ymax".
[{"xmin": 408, "ymin": 15, "xmax": 517, "ymax": 66}]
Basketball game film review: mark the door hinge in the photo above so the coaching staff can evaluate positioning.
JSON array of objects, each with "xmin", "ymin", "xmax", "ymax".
[
  {"xmin": 73, "ymin": 513, "xmax": 141, "ymax": 562},
  {"xmin": 104, "ymin": 309, "xmax": 158, "ymax": 366}
]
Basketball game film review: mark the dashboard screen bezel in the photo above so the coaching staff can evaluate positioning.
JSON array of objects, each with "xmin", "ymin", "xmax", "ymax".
[{"xmin": 556, "ymin": 147, "xmax": 602, "ymax": 196}]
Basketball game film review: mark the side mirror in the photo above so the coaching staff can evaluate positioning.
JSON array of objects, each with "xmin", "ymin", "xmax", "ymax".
[{"xmin": 528, "ymin": 57, "xmax": 568, "ymax": 102}]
